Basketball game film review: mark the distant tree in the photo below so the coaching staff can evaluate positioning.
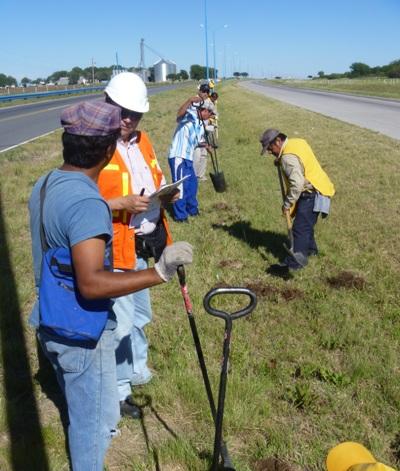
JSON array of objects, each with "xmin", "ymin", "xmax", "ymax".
[
  {"xmin": 233, "ymin": 72, "xmax": 240, "ymax": 78},
  {"xmin": 387, "ymin": 59, "xmax": 400, "ymax": 78},
  {"xmin": 180, "ymin": 69, "xmax": 189, "ymax": 80},
  {"xmin": 349, "ymin": 62, "xmax": 371, "ymax": 77},
  {"xmin": 274, "ymin": 76, "xmax": 282, "ymax": 80},
  {"xmin": 167, "ymin": 73, "xmax": 178, "ymax": 81},
  {"xmin": 307, "ymin": 75, "xmax": 313, "ymax": 79},
  {"xmin": 21, "ymin": 77, "xmax": 31, "ymax": 87},
  {"xmin": 190, "ymin": 64, "xmax": 204, "ymax": 80},
  {"xmin": 48, "ymin": 70, "xmax": 69, "ymax": 83},
  {"xmin": 317, "ymin": 71, "xmax": 325, "ymax": 78},
  {"xmin": 190, "ymin": 64, "xmax": 215, "ymax": 80},
  {"xmin": 32, "ymin": 78, "xmax": 45, "ymax": 85},
  {"xmin": 69, "ymin": 66, "xmax": 84, "ymax": 84},
  {"xmin": 241, "ymin": 72, "xmax": 249, "ymax": 77},
  {"xmin": 0, "ymin": 73, "xmax": 17, "ymax": 87},
  {"xmin": 148, "ymin": 66, "xmax": 155, "ymax": 82}
]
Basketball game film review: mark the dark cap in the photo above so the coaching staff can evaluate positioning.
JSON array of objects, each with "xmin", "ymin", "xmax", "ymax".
[
  {"xmin": 260, "ymin": 128, "xmax": 280, "ymax": 155},
  {"xmin": 199, "ymin": 83, "xmax": 210, "ymax": 93},
  {"xmin": 61, "ymin": 101, "xmax": 121, "ymax": 136}
]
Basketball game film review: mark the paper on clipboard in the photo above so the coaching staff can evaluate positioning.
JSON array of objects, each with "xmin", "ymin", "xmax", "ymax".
[{"xmin": 149, "ymin": 175, "xmax": 189, "ymax": 200}]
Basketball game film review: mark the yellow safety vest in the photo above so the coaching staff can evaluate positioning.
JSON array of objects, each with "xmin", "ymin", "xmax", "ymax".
[{"xmin": 282, "ymin": 139, "xmax": 335, "ymax": 197}]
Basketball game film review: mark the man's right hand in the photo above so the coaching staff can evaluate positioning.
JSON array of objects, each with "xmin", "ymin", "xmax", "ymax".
[{"xmin": 108, "ymin": 194, "xmax": 150, "ymax": 214}]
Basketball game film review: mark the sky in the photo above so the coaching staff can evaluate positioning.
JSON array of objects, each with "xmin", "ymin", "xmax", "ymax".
[{"xmin": 1, "ymin": 0, "xmax": 400, "ymax": 82}]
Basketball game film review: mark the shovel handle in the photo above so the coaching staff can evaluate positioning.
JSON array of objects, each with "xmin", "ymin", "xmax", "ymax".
[
  {"xmin": 203, "ymin": 287, "xmax": 257, "ymax": 321},
  {"xmin": 284, "ymin": 211, "xmax": 293, "ymax": 230}
]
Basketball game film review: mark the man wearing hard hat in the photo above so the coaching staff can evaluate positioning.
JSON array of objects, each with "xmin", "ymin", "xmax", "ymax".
[{"xmin": 98, "ymin": 72, "xmax": 177, "ymax": 419}]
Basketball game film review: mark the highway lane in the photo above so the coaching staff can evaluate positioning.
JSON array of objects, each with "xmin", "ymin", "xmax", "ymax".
[
  {"xmin": 0, "ymin": 84, "xmax": 182, "ymax": 153},
  {"xmin": 240, "ymin": 81, "xmax": 400, "ymax": 140}
]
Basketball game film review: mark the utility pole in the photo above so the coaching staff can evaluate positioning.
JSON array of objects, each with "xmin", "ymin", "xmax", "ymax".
[
  {"xmin": 91, "ymin": 57, "xmax": 95, "ymax": 84},
  {"xmin": 139, "ymin": 38, "xmax": 146, "ymax": 81}
]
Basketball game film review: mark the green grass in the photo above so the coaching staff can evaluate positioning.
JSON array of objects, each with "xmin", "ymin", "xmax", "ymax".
[
  {"xmin": 0, "ymin": 81, "xmax": 400, "ymax": 470},
  {"xmin": 266, "ymin": 77, "xmax": 400, "ymax": 100}
]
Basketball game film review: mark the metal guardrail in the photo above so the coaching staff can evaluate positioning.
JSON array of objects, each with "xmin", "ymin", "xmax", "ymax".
[{"xmin": 0, "ymin": 86, "xmax": 105, "ymax": 103}]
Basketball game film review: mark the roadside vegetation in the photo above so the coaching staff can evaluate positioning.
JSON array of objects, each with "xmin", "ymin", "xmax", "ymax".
[
  {"xmin": 0, "ymin": 81, "xmax": 399, "ymax": 470},
  {"xmin": 266, "ymin": 77, "xmax": 400, "ymax": 100}
]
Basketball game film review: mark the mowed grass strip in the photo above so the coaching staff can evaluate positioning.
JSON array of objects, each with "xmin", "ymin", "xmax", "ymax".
[
  {"xmin": 266, "ymin": 77, "xmax": 400, "ymax": 100},
  {"xmin": 0, "ymin": 81, "xmax": 399, "ymax": 470}
]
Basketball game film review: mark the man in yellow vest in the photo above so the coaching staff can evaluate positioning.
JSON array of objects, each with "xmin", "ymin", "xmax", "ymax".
[
  {"xmin": 260, "ymin": 128, "xmax": 335, "ymax": 276},
  {"xmin": 98, "ymin": 73, "xmax": 178, "ymax": 419}
]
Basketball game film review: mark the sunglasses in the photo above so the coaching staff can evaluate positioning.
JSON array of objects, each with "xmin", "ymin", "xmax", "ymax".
[{"xmin": 121, "ymin": 108, "xmax": 143, "ymax": 121}]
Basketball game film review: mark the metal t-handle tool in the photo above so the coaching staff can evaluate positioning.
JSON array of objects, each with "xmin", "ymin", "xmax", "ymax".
[
  {"xmin": 177, "ymin": 267, "xmax": 235, "ymax": 470},
  {"xmin": 203, "ymin": 287, "xmax": 257, "ymax": 471}
]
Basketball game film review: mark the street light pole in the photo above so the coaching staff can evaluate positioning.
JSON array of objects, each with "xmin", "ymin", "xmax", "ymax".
[
  {"xmin": 212, "ymin": 25, "xmax": 228, "ymax": 82},
  {"xmin": 204, "ymin": 0, "xmax": 209, "ymax": 80},
  {"xmin": 213, "ymin": 30, "xmax": 216, "ymax": 80}
]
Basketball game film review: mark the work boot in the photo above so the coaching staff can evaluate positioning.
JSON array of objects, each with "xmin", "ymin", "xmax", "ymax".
[
  {"xmin": 120, "ymin": 396, "xmax": 142, "ymax": 420},
  {"xmin": 266, "ymin": 263, "xmax": 292, "ymax": 279}
]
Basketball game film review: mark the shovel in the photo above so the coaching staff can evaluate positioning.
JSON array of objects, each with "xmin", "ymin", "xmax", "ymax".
[
  {"xmin": 197, "ymin": 106, "xmax": 227, "ymax": 193},
  {"xmin": 277, "ymin": 165, "xmax": 308, "ymax": 267}
]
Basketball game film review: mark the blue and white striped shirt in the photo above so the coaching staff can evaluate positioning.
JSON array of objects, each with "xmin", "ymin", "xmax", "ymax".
[{"xmin": 168, "ymin": 108, "xmax": 204, "ymax": 161}]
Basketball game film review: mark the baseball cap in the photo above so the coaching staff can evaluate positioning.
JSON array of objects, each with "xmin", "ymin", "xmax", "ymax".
[
  {"xmin": 326, "ymin": 442, "xmax": 396, "ymax": 471},
  {"xmin": 61, "ymin": 101, "xmax": 121, "ymax": 136},
  {"xmin": 260, "ymin": 128, "xmax": 280, "ymax": 155},
  {"xmin": 199, "ymin": 100, "xmax": 217, "ymax": 115}
]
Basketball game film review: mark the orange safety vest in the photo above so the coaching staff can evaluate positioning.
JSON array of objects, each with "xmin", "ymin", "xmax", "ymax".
[{"xmin": 98, "ymin": 131, "xmax": 172, "ymax": 270}]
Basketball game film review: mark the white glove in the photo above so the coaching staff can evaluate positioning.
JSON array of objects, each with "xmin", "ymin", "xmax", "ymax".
[{"xmin": 155, "ymin": 242, "xmax": 193, "ymax": 282}]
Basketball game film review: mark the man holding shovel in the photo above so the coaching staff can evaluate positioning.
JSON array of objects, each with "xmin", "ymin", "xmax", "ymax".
[
  {"xmin": 168, "ymin": 101, "xmax": 216, "ymax": 222},
  {"xmin": 260, "ymin": 128, "xmax": 335, "ymax": 276}
]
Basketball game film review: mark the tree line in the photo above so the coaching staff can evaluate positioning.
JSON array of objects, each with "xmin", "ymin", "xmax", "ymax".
[
  {"xmin": 312, "ymin": 59, "xmax": 400, "ymax": 80},
  {"xmin": 0, "ymin": 63, "xmax": 228, "ymax": 88}
]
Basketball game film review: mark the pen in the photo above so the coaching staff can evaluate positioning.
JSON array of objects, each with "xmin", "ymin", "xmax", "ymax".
[{"xmin": 140, "ymin": 188, "xmax": 145, "ymax": 196}]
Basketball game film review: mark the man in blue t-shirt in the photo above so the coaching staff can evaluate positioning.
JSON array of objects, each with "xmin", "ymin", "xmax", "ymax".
[{"xmin": 29, "ymin": 101, "xmax": 193, "ymax": 471}]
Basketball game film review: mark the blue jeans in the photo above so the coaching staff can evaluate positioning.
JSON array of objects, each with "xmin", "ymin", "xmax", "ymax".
[
  {"xmin": 284, "ymin": 192, "xmax": 319, "ymax": 269},
  {"xmin": 38, "ymin": 328, "xmax": 119, "ymax": 471},
  {"xmin": 169, "ymin": 157, "xmax": 199, "ymax": 221},
  {"xmin": 113, "ymin": 257, "xmax": 152, "ymax": 401}
]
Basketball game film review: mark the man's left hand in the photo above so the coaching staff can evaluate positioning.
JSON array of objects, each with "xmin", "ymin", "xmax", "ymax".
[{"xmin": 159, "ymin": 189, "xmax": 180, "ymax": 206}]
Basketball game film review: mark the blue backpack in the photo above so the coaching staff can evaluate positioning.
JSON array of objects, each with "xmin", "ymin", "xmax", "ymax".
[{"xmin": 38, "ymin": 172, "xmax": 110, "ymax": 342}]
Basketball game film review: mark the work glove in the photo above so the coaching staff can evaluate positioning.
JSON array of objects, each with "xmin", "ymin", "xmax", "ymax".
[{"xmin": 155, "ymin": 242, "xmax": 193, "ymax": 282}]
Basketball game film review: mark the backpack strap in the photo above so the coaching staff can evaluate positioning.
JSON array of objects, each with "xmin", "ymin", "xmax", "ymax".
[{"xmin": 39, "ymin": 172, "xmax": 53, "ymax": 252}]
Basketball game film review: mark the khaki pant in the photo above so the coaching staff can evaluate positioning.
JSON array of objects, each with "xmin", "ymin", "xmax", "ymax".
[{"xmin": 193, "ymin": 147, "xmax": 208, "ymax": 180}]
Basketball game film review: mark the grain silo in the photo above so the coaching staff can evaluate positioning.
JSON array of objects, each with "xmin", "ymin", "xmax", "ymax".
[{"xmin": 154, "ymin": 59, "xmax": 177, "ymax": 82}]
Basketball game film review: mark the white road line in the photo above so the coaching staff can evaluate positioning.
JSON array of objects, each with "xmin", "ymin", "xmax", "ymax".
[
  {"xmin": 0, "ymin": 128, "xmax": 61, "ymax": 153},
  {"xmin": 0, "ymin": 103, "xmax": 71, "ymax": 123}
]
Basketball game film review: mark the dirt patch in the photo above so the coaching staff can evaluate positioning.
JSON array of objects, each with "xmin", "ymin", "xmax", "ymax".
[
  {"xmin": 254, "ymin": 456, "xmax": 298, "ymax": 471},
  {"xmin": 246, "ymin": 281, "xmax": 304, "ymax": 302},
  {"xmin": 246, "ymin": 281, "xmax": 279, "ymax": 298},
  {"xmin": 327, "ymin": 271, "xmax": 367, "ymax": 290},
  {"xmin": 280, "ymin": 287, "xmax": 304, "ymax": 301},
  {"xmin": 212, "ymin": 202, "xmax": 231, "ymax": 211},
  {"xmin": 218, "ymin": 259, "xmax": 244, "ymax": 269}
]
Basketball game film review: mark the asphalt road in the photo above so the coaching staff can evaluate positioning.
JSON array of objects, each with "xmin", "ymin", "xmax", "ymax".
[
  {"xmin": 240, "ymin": 81, "xmax": 400, "ymax": 140},
  {"xmin": 0, "ymin": 84, "xmax": 182, "ymax": 153}
]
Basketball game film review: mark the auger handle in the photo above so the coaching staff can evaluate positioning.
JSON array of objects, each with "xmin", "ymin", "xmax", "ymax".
[{"xmin": 203, "ymin": 287, "xmax": 257, "ymax": 321}]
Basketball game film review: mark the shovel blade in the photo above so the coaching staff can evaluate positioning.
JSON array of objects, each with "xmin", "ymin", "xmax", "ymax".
[{"xmin": 283, "ymin": 243, "xmax": 308, "ymax": 267}]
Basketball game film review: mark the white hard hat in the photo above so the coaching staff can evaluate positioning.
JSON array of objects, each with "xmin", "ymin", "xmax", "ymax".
[{"xmin": 105, "ymin": 72, "xmax": 149, "ymax": 113}]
